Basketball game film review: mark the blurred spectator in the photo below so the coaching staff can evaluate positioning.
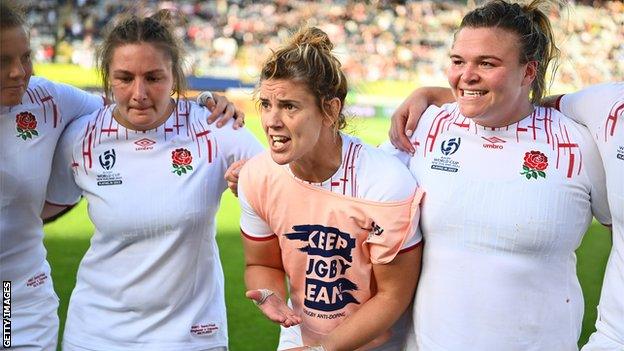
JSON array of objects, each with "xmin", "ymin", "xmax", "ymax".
[{"xmin": 22, "ymin": 0, "xmax": 624, "ymax": 90}]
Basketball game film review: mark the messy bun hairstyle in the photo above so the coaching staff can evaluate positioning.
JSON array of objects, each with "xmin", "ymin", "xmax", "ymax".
[
  {"xmin": 260, "ymin": 27, "xmax": 348, "ymax": 131},
  {"xmin": 97, "ymin": 9, "xmax": 187, "ymax": 102}
]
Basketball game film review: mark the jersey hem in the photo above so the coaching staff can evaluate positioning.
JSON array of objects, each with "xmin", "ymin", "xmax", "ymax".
[
  {"xmin": 398, "ymin": 240, "xmax": 423, "ymax": 254},
  {"xmin": 240, "ymin": 229, "xmax": 277, "ymax": 241},
  {"xmin": 63, "ymin": 335, "xmax": 227, "ymax": 351},
  {"xmin": 44, "ymin": 200, "xmax": 77, "ymax": 207}
]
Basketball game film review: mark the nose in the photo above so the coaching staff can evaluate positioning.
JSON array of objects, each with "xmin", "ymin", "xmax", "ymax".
[
  {"xmin": 263, "ymin": 107, "xmax": 284, "ymax": 130},
  {"xmin": 8, "ymin": 59, "xmax": 26, "ymax": 80},
  {"xmin": 461, "ymin": 63, "xmax": 479, "ymax": 84},
  {"xmin": 132, "ymin": 79, "xmax": 147, "ymax": 101}
]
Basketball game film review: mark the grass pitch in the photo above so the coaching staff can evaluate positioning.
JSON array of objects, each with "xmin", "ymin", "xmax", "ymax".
[{"xmin": 39, "ymin": 65, "xmax": 612, "ymax": 349}]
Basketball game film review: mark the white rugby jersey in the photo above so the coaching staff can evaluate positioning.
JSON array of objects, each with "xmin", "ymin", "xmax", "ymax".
[
  {"xmin": 47, "ymin": 101, "xmax": 263, "ymax": 350},
  {"xmin": 240, "ymin": 132, "xmax": 421, "ymax": 249},
  {"xmin": 0, "ymin": 76, "xmax": 102, "ymax": 305},
  {"xmin": 239, "ymin": 133, "xmax": 421, "ymax": 350},
  {"xmin": 559, "ymin": 83, "xmax": 624, "ymax": 350},
  {"xmin": 382, "ymin": 103, "xmax": 611, "ymax": 351}
]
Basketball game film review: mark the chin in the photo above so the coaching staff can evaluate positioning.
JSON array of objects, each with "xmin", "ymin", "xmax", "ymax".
[
  {"xmin": 1, "ymin": 92, "xmax": 24, "ymax": 106},
  {"xmin": 269, "ymin": 152, "xmax": 291, "ymax": 165}
]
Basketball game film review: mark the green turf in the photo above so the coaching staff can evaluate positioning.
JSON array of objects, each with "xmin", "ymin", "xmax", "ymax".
[{"xmin": 43, "ymin": 109, "xmax": 612, "ymax": 350}]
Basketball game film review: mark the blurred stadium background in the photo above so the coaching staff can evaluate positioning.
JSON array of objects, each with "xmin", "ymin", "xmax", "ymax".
[{"xmin": 24, "ymin": 0, "xmax": 622, "ymax": 349}]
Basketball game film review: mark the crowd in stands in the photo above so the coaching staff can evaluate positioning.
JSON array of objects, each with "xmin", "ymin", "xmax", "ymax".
[{"xmin": 25, "ymin": 0, "xmax": 624, "ymax": 91}]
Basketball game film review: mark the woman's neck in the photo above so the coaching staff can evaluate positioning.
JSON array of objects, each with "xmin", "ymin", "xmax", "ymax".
[{"xmin": 289, "ymin": 130, "xmax": 342, "ymax": 183}]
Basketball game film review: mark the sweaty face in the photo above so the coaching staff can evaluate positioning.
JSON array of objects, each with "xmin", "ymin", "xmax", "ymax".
[
  {"xmin": 447, "ymin": 27, "xmax": 535, "ymax": 127},
  {"xmin": 259, "ymin": 79, "xmax": 328, "ymax": 166},
  {"xmin": 0, "ymin": 26, "xmax": 33, "ymax": 106},
  {"xmin": 109, "ymin": 43, "xmax": 175, "ymax": 130}
]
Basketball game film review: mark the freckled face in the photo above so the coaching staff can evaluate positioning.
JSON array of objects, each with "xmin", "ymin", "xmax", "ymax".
[
  {"xmin": 109, "ymin": 43, "xmax": 174, "ymax": 130},
  {"xmin": 447, "ymin": 27, "xmax": 535, "ymax": 127},
  {"xmin": 0, "ymin": 26, "xmax": 33, "ymax": 106},
  {"xmin": 259, "ymin": 79, "xmax": 328, "ymax": 166}
]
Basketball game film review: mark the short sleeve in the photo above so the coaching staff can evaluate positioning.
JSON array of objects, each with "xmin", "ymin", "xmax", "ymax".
[
  {"xmin": 238, "ymin": 166, "xmax": 274, "ymax": 239},
  {"xmin": 365, "ymin": 188, "xmax": 425, "ymax": 264},
  {"xmin": 199, "ymin": 106, "xmax": 264, "ymax": 167},
  {"xmin": 577, "ymin": 125, "xmax": 611, "ymax": 225},
  {"xmin": 378, "ymin": 141, "xmax": 412, "ymax": 167},
  {"xmin": 53, "ymin": 81, "xmax": 104, "ymax": 124},
  {"xmin": 558, "ymin": 82, "xmax": 624, "ymax": 127},
  {"xmin": 46, "ymin": 117, "xmax": 86, "ymax": 206}
]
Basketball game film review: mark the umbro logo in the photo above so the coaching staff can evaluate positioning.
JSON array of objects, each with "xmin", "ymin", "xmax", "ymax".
[
  {"xmin": 134, "ymin": 138, "xmax": 156, "ymax": 151},
  {"xmin": 482, "ymin": 136, "xmax": 506, "ymax": 149}
]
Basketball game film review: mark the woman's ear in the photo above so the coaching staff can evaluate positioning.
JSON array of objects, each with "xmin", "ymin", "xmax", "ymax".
[
  {"xmin": 522, "ymin": 60, "xmax": 538, "ymax": 87},
  {"xmin": 323, "ymin": 97, "xmax": 342, "ymax": 127}
]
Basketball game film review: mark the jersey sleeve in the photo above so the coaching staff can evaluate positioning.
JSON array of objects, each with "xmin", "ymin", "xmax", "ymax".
[
  {"xmin": 558, "ymin": 82, "xmax": 624, "ymax": 127},
  {"xmin": 378, "ymin": 141, "xmax": 412, "ymax": 167},
  {"xmin": 577, "ymin": 124, "xmax": 611, "ymax": 225},
  {"xmin": 203, "ymin": 111, "xmax": 264, "ymax": 167},
  {"xmin": 46, "ymin": 116, "xmax": 87, "ymax": 206},
  {"xmin": 52, "ymin": 81, "xmax": 104, "ymax": 124},
  {"xmin": 380, "ymin": 104, "xmax": 445, "ymax": 167},
  {"xmin": 238, "ymin": 164, "xmax": 274, "ymax": 239},
  {"xmin": 358, "ymin": 148, "xmax": 423, "ymax": 250}
]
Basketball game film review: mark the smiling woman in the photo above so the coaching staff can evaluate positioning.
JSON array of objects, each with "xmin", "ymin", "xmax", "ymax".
[{"xmin": 380, "ymin": 1, "xmax": 611, "ymax": 350}]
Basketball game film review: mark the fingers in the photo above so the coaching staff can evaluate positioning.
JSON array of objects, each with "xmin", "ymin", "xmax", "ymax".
[
  {"xmin": 233, "ymin": 109, "xmax": 246, "ymax": 130},
  {"xmin": 246, "ymin": 290, "xmax": 301, "ymax": 327},
  {"xmin": 224, "ymin": 159, "xmax": 247, "ymax": 197},
  {"xmin": 207, "ymin": 94, "xmax": 230, "ymax": 126},
  {"xmin": 390, "ymin": 108, "xmax": 415, "ymax": 154}
]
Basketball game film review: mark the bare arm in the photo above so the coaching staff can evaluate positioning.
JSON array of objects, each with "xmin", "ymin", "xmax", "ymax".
[
  {"xmin": 318, "ymin": 245, "xmax": 422, "ymax": 351},
  {"xmin": 390, "ymin": 87, "xmax": 454, "ymax": 154},
  {"xmin": 243, "ymin": 234, "xmax": 302, "ymax": 327}
]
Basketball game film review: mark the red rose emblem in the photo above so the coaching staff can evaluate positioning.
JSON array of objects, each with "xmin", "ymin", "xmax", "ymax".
[
  {"xmin": 16, "ymin": 112, "xmax": 37, "ymax": 130},
  {"xmin": 523, "ymin": 151, "xmax": 548, "ymax": 171},
  {"xmin": 15, "ymin": 112, "xmax": 39, "ymax": 140},
  {"xmin": 171, "ymin": 148, "xmax": 193, "ymax": 175},
  {"xmin": 520, "ymin": 150, "xmax": 548, "ymax": 180},
  {"xmin": 172, "ymin": 148, "xmax": 192, "ymax": 165}
]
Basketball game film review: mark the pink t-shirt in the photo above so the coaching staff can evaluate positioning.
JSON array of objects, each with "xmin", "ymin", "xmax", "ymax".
[{"xmin": 240, "ymin": 147, "xmax": 422, "ymax": 347}]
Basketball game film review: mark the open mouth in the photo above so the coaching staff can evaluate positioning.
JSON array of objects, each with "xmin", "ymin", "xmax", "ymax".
[{"xmin": 270, "ymin": 135, "xmax": 291, "ymax": 150}]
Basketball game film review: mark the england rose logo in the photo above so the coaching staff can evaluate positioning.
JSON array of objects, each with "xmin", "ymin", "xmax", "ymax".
[
  {"xmin": 171, "ymin": 148, "xmax": 193, "ymax": 176},
  {"xmin": 15, "ymin": 112, "xmax": 39, "ymax": 140},
  {"xmin": 520, "ymin": 150, "xmax": 548, "ymax": 180}
]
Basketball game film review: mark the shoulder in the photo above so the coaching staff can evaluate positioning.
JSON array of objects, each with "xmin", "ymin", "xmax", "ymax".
[
  {"xmin": 351, "ymin": 136, "xmax": 416, "ymax": 201},
  {"xmin": 188, "ymin": 100, "xmax": 254, "ymax": 138},
  {"xmin": 562, "ymin": 82, "xmax": 624, "ymax": 106},
  {"xmin": 62, "ymin": 105, "xmax": 109, "ymax": 143},
  {"xmin": 241, "ymin": 151, "xmax": 273, "ymax": 175},
  {"xmin": 239, "ymin": 152, "xmax": 275, "ymax": 194},
  {"xmin": 28, "ymin": 76, "xmax": 87, "ymax": 99},
  {"xmin": 559, "ymin": 82, "xmax": 624, "ymax": 125}
]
